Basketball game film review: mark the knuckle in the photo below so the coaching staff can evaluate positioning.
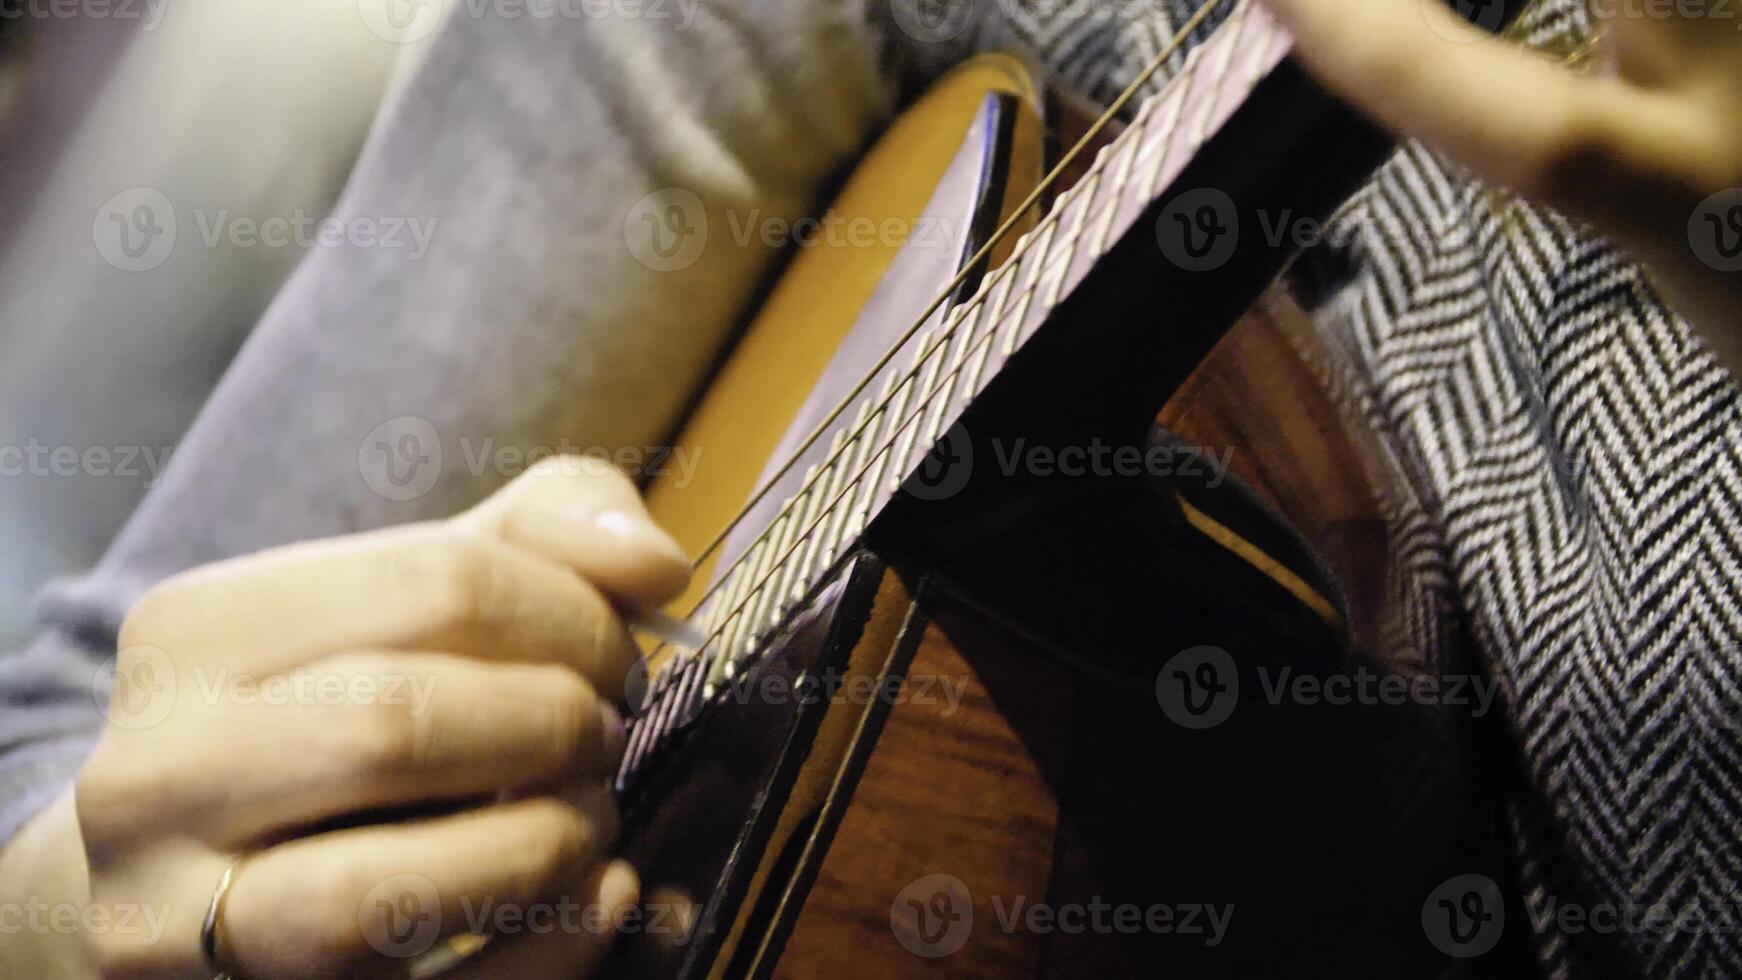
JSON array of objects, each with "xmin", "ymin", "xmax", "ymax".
[
  {"xmin": 343, "ymin": 695, "xmax": 423, "ymax": 777},
  {"xmin": 74, "ymin": 757, "xmax": 137, "ymax": 845},
  {"xmin": 517, "ymin": 799, "xmax": 595, "ymax": 878},
  {"xmin": 391, "ymin": 531, "xmax": 504, "ymax": 634},
  {"xmin": 541, "ymin": 668, "xmax": 599, "ymax": 768},
  {"xmin": 77, "ymin": 744, "xmax": 196, "ymax": 854}
]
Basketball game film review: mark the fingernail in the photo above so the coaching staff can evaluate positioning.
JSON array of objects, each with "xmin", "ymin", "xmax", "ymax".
[
  {"xmin": 600, "ymin": 860, "xmax": 641, "ymax": 918},
  {"xmin": 593, "ymin": 509, "xmax": 690, "ymax": 566},
  {"xmin": 625, "ymin": 608, "xmax": 707, "ymax": 652},
  {"xmin": 599, "ymin": 701, "xmax": 626, "ymax": 765}
]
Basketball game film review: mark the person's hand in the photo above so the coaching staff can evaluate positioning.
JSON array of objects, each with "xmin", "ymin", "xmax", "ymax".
[
  {"xmin": 42, "ymin": 455, "xmax": 689, "ymax": 979},
  {"xmin": 1261, "ymin": 0, "xmax": 1742, "ymax": 372}
]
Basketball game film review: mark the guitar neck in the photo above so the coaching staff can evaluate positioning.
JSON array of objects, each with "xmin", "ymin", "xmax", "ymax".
[
  {"xmin": 619, "ymin": 1, "xmax": 1400, "ymax": 793},
  {"xmin": 936, "ymin": 0, "xmax": 1296, "ymax": 404}
]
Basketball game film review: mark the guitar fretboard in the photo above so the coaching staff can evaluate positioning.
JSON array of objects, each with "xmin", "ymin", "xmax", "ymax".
[{"xmin": 618, "ymin": 1, "xmax": 1290, "ymax": 794}]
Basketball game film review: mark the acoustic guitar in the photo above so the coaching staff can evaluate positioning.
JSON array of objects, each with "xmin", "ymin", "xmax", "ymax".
[{"xmin": 597, "ymin": 1, "xmax": 1525, "ymax": 975}]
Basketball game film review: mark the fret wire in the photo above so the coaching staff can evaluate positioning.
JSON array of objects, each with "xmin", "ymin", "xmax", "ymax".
[
  {"xmin": 850, "ymin": 371, "xmax": 911, "ymax": 536},
  {"xmin": 772, "ymin": 462, "xmax": 828, "ymax": 612},
  {"xmin": 703, "ymin": 609, "xmax": 742, "ymax": 696},
  {"xmin": 1139, "ymin": 61, "xmax": 1195, "ymax": 204},
  {"xmin": 889, "ymin": 337, "xmax": 946, "ymax": 492},
  {"xmin": 714, "ymin": 540, "xmax": 758, "ymax": 654},
  {"xmin": 849, "ymin": 418, "xmax": 897, "ymax": 537},
  {"xmin": 820, "ymin": 402, "xmax": 875, "ymax": 572},
  {"xmin": 959, "ymin": 334, "xmax": 996, "ymax": 410},
  {"xmin": 881, "ymin": 332, "xmax": 930, "ymax": 502},
  {"xmin": 668, "ymin": 648, "xmax": 706, "ymax": 730},
  {"xmin": 1043, "ymin": 170, "xmax": 1100, "ymax": 310},
  {"xmin": 1001, "ymin": 286, "xmax": 1037, "ymax": 360},
  {"xmin": 1018, "ymin": 217, "xmax": 1058, "ymax": 297},
  {"xmin": 663, "ymin": 593, "xmax": 717, "ymax": 724},
  {"xmin": 741, "ymin": 470, "xmax": 811, "ymax": 662},
  {"xmin": 709, "ymin": 552, "xmax": 755, "ymax": 672},
  {"xmin": 1092, "ymin": 118, "xmax": 1145, "ymax": 258},
  {"xmin": 1000, "ymin": 219, "xmax": 1056, "ymax": 357},
  {"xmin": 1249, "ymin": 7, "xmax": 1287, "ymax": 89},
  {"xmin": 961, "ymin": 253, "xmax": 1021, "ymax": 404},
  {"xmin": 1190, "ymin": 0, "xmax": 1250, "ymax": 149},
  {"xmin": 842, "ymin": 377, "xmax": 895, "ymax": 538},
  {"xmin": 723, "ymin": 517, "xmax": 783, "ymax": 678},
  {"xmin": 619, "ymin": 689, "xmax": 660, "ymax": 783},
  {"xmin": 620, "ymin": 708, "xmax": 657, "ymax": 785},
  {"xmin": 640, "ymin": 656, "xmax": 688, "ymax": 763},
  {"xmin": 795, "ymin": 432, "xmax": 849, "ymax": 600},
  {"xmin": 924, "ymin": 302, "xmax": 985, "ymax": 448},
  {"xmin": 662, "ymin": 655, "xmax": 702, "ymax": 738}
]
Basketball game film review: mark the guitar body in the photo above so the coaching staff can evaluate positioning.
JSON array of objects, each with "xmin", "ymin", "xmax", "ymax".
[{"xmin": 611, "ymin": 28, "xmax": 1508, "ymax": 978}]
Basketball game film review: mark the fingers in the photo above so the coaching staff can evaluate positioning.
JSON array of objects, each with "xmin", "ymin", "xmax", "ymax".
[
  {"xmin": 206, "ymin": 652, "xmax": 626, "ymax": 845},
  {"xmin": 440, "ymin": 861, "xmax": 639, "ymax": 980},
  {"xmin": 1264, "ymin": 0, "xmax": 1742, "ymax": 277},
  {"xmin": 1258, "ymin": 0, "xmax": 1714, "ymax": 218},
  {"xmin": 221, "ymin": 791, "xmax": 619, "ymax": 980},
  {"xmin": 1263, "ymin": 0, "xmax": 1594, "ymax": 186},
  {"xmin": 457, "ymin": 454, "xmax": 693, "ymax": 605},
  {"xmin": 123, "ymin": 524, "xmax": 641, "ymax": 701}
]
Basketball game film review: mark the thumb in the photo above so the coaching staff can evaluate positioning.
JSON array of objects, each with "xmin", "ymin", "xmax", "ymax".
[{"xmin": 455, "ymin": 454, "xmax": 692, "ymax": 606}]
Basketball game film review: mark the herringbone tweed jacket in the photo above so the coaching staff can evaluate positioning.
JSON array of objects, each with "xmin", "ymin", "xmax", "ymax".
[{"xmin": 882, "ymin": 0, "xmax": 1742, "ymax": 976}]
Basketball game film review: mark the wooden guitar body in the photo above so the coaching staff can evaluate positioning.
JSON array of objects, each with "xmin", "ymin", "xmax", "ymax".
[{"xmin": 609, "ymin": 12, "xmax": 1517, "ymax": 975}]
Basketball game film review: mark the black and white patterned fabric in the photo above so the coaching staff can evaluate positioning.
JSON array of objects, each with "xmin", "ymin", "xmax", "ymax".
[{"xmin": 881, "ymin": 0, "xmax": 1742, "ymax": 976}]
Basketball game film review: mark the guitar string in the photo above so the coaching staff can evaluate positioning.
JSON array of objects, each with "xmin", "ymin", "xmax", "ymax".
[
  {"xmin": 623, "ymin": 293, "xmax": 1036, "ymax": 774},
  {"xmin": 627, "ymin": 3, "xmax": 1266, "ymax": 742},
  {"xmin": 643, "ymin": 1, "xmax": 1240, "ymax": 655},
  {"xmin": 680, "ymin": 0, "xmax": 1235, "ymax": 576},
  {"xmin": 632, "ymin": 0, "xmax": 1253, "ymax": 719}
]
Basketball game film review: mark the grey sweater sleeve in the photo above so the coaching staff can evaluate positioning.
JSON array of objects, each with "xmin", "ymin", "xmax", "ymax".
[
  {"xmin": 0, "ymin": 0, "xmax": 906, "ymax": 848},
  {"xmin": 0, "ymin": 634, "xmax": 106, "ymax": 845},
  {"xmin": 0, "ymin": 0, "xmax": 1210, "ymax": 849}
]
